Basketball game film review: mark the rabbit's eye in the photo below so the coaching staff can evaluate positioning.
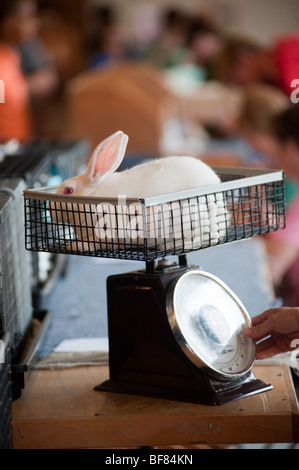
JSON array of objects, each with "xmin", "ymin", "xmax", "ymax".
[{"xmin": 63, "ymin": 186, "xmax": 74, "ymax": 195}]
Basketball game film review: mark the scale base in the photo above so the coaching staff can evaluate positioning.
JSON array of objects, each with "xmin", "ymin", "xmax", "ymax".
[
  {"xmin": 96, "ymin": 264, "xmax": 273, "ymax": 406},
  {"xmin": 95, "ymin": 370, "xmax": 273, "ymax": 406}
]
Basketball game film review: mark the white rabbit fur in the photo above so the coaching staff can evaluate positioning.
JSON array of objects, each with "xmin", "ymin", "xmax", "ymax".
[{"xmin": 50, "ymin": 130, "xmax": 228, "ymax": 252}]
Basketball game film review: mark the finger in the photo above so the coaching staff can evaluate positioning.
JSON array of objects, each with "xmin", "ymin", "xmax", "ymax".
[
  {"xmin": 243, "ymin": 315, "xmax": 276, "ymax": 339},
  {"xmin": 251, "ymin": 307, "xmax": 299, "ymax": 331},
  {"xmin": 243, "ymin": 329, "xmax": 269, "ymax": 343},
  {"xmin": 255, "ymin": 337, "xmax": 274, "ymax": 352},
  {"xmin": 250, "ymin": 310, "xmax": 273, "ymax": 327},
  {"xmin": 255, "ymin": 344, "xmax": 282, "ymax": 360},
  {"xmin": 244, "ymin": 308, "xmax": 299, "ymax": 339},
  {"xmin": 243, "ymin": 311, "xmax": 272, "ymax": 338},
  {"xmin": 255, "ymin": 337, "xmax": 282, "ymax": 359},
  {"xmin": 250, "ymin": 307, "xmax": 287, "ymax": 327}
]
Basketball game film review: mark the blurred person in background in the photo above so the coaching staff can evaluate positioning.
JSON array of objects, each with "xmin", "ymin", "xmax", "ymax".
[
  {"xmin": 144, "ymin": 8, "xmax": 189, "ymax": 68},
  {"xmin": 218, "ymin": 32, "xmax": 299, "ymax": 96},
  {"xmin": 209, "ymin": 90, "xmax": 299, "ymax": 307},
  {"xmin": 184, "ymin": 15, "xmax": 223, "ymax": 80},
  {"xmin": 258, "ymin": 104, "xmax": 299, "ymax": 307},
  {"xmin": 0, "ymin": 0, "xmax": 58, "ymax": 142},
  {"xmin": 217, "ymin": 36, "xmax": 268, "ymax": 88},
  {"xmin": 198, "ymin": 84, "xmax": 290, "ymax": 169},
  {"xmin": 145, "ymin": 10, "xmax": 224, "ymax": 103},
  {"xmin": 38, "ymin": 3, "xmax": 84, "ymax": 82},
  {"xmin": 0, "ymin": 0, "xmax": 36, "ymax": 141},
  {"xmin": 239, "ymin": 99, "xmax": 299, "ymax": 363},
  {"xmin": 86, "ymin": 5, "xmax": 125, "ymax": 70},
  {"xmin": 238, "ymin": 84, "xmax": 289, "ymax": 168},
  {"xmin": 18, "ymin": 12, "xmax": 58, "ymax": 100},
  {"xmin": 146, "ymin": 10, "xmax": 223, "ymax": 78},
  {"xmin": 238, "ymin": 85, "xmax": 299, "ymax": 206}
]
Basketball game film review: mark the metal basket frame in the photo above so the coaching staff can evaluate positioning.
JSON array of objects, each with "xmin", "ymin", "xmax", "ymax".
[{"xmin": 24, "ymin": 167, "xmax": 285, "ymax": 262}]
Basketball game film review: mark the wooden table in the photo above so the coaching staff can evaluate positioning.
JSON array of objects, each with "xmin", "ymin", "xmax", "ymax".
[{"xmin": 12, "ymin": 364, "xmax": 299, "ymax": 449}]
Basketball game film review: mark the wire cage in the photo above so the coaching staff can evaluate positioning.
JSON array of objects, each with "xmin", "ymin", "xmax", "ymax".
[
  {"xmin": 24, "ymin": 167, "xmax": 285, "ymax": 262},
  {"xmin": 1, "ymin": 179, "xmax": 33, "ymax": 347}
]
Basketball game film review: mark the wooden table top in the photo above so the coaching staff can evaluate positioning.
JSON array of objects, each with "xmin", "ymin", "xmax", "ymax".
[{"xmin": 12, "ymin": 364, "xmax": 299, "ymax": 449}]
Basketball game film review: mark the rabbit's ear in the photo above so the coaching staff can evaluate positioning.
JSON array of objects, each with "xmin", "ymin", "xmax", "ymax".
[{"xmin": 86, "ymin": 131, "xmax": 128, "ymax": 181}]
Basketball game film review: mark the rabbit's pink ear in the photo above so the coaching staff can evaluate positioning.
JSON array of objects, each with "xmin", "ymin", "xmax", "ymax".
[{"xmin": 86, "ymin": 131, "xmax": 128, "ymax": 181}]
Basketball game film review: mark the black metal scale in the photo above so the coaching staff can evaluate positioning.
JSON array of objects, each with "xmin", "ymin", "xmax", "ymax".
[
  {"xmin": 96, "ymin": 255, "xmax": 272, "ymax": 405},
  {"xmin": 24, "ymin": 166, "xmax": 285, "ymax": 406}
]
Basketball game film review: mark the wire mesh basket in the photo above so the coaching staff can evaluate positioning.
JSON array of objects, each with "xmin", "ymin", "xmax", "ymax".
[
  {"xmin": 24, "ymin": 167, "xmax": 285, "ymax": 262},
  {"xmin": 1, "ymin": 179, "xmax": 33, "ymax": 347}
]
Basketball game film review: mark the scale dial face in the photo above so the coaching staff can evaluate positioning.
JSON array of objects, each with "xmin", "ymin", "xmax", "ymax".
[{"xmin": 166, "ymin": 270, "xmax": 256, "ymax": 381}]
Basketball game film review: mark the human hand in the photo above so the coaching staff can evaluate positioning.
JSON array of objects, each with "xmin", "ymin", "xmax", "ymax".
[{"xmin": 243, "ymin": 307, "xmax": 299, "ymax": 359}]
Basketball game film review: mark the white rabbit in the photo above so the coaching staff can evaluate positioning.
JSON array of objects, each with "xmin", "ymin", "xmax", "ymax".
[{"xmin": 50, "ymin": 130, "xmax": 229, "ymax": 252}]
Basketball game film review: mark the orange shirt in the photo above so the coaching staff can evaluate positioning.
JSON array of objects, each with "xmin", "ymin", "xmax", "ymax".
[{"xmin": 0, "ymin": 44, "xmax": 32, "ymax": 142}]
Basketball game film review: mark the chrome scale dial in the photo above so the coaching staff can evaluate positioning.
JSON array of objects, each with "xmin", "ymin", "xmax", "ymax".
[{"xmin": 167, "ymin": 270, "xmax": 256, "ymax": 381}]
